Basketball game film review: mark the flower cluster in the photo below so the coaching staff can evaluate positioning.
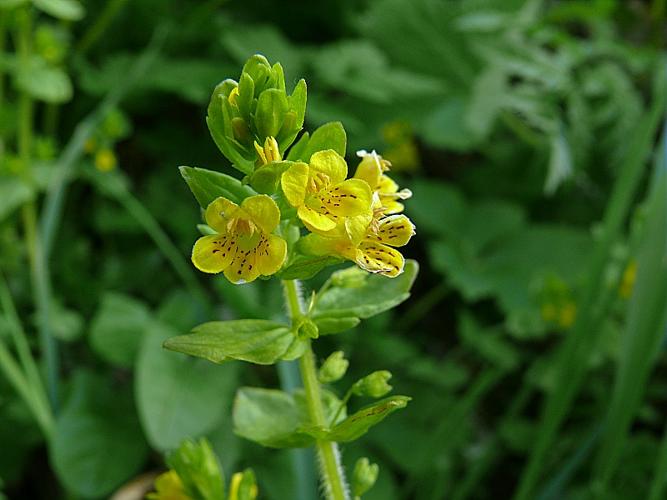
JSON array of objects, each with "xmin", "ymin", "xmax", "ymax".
[{"xmin": 189, "ymin": 55, "xmax": 416, "ymax": 284}]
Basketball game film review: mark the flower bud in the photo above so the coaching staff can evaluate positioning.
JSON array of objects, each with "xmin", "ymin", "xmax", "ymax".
[
  {"xmin": 331, "ymin": 266, "xmax": 368, "ymax": 288},
  {"xmin": 296, "ymin": 318, "xmax": 319, "ymax": 340},
  {"xmin": 352, "ymin": 370, "xmax": 392, "ymax": 398},
  {"xmin": 318, "ymin": 351, "xmax": 349, "ymax": 383},
  {"xmin": 229, "ymin": 469, "xmax": 258, "ymax": 500},
  {"xmin": 352, "ymin": 458, "xmax": 379, "ymax": 497}
]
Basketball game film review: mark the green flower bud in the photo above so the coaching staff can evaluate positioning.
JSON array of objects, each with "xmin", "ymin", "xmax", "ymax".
[
  {"xmin": 207, "ymin": 55, "xmax": 307, "ymax": 176},
  {"xmin": 352, "ymin": 370, "xmax": 392, "ymax": 398},
  {"xmin": 296, "ymin": 318, "xmax": 319, "ymax": 340},
  {"xmin": 318, "ymin": 351, "xmax": 349, "ymax": 383},
  {"xmin": 166, "ymin": 438, "xmax": 224, "ymax": 500},
  {"xmin": 352, "ymin": 458, "xmax": 379, "ymax": 498}
]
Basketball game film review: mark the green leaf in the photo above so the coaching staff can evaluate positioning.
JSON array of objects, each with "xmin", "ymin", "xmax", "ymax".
[
  {"xmin": 0, "ymin": 0, "xmax": 27, "ymax": 9},
  {"xmin": 16, "ymin": 57, "xmax": 72, "ymax": 103},
  {"xmin": 179, "ymin": 166, "xmax": 256, "ymax": 207},
  {"xmin": 248, "ymin": 160, "xmax": 292, "ymax": 194},
  {"xmin": 255, "ymin": 88, "xmax": 288, "ymax": 140},
  {"xmin": 233, "ymin": 387, "xmax": 344, "ymax": 449},
  {"xmin": 136, "ymin": 322, "xmax": 238, "ymax": 450},
  {"xmin": 287, "ymin": 122, "xmax": 346, "ymax": 162},
  {"xmin": 286, "ymin": 131, "xmax": 309, "ymax": 161},
  {"xmin": 164, "ymin": 319, "xmax": 294, "ymax": 365},
  {"xmin": 89, "ymin": 292, "xmax": 151, "ymax": 368},
  {"xmin": 312, "ymin": 260, "xmax": 419, "ymax": 320},
  {"xmin": 314, "ymin": 316, "xmax": 361, "ymax": 335},
  {"xmin": 324, "ymin": 396, "xmax": 410, "ymax": 442},
  {"xmin": 50, "ymin": 371, "xmax": 148, "ymax": 498},
  {"xmin": 0, "ymin": 176, "xmax": 34, "ymax": 223},
  {"xmin": 278, "ymin": 254, "xmax": 343, "ymax": 280},
  {"xmin": 33, "ymin": 0, "xmax": 84, "ymax": 20}
]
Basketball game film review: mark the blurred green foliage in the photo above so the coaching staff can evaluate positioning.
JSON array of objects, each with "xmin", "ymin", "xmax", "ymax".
[{"xmin": 0, "ymin": 0, "xmax": 666, "ymax": 499}]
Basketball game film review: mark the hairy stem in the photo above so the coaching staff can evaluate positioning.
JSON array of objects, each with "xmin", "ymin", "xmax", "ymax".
[{"xmin": 283, "ymin": 280, "xmax": 349, "ymax": 500}]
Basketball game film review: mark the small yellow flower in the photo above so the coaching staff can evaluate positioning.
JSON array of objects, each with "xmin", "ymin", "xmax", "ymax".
[
  {"xmin": 558, "ymin": 301, "xmax": 577, "ymax": 328},
  {"xmin": 281, "ymin": 150, "xmax": 372, "ymax": 233},
  {"xmin": 354, "ymin": 150, "xmax": 412, "ymax": 215},
  {"xmin": 302, "ymin": 212, "xmax": 415, "ymax": 277},
  {"xmin": 619, "ymin": 260, "xmax": 637, "ymax": 299},
  {"xmin": 254, "ymin": 136, "xmax": 282, "ymax": 165},
  {"xmin": 146, "ymin": 470, "xmax": 191, "ymax": 500},
  {"xmin": 95, "ymin": 148, "xmax": 117, "ymax": 172},
  {"xmin": 229, "ymin": 472, "xmax": 258, "ymax": 500},
  {"xmin": 192, "ymin": 195, "xmax": 287, "ymax": 284}
]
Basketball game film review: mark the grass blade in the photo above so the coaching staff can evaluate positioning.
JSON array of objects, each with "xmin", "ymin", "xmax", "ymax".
[
  {"xmin": 591, "ymin": 120, "xmax": 667, "ymax": 493},
  {"xmin": 513, "ymin": 61, "xmax": 667, "ymax": 500}
]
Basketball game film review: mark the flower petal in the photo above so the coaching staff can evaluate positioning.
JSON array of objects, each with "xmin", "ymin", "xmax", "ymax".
[
  {"xmin": 321, "ymin": 179, "xmax": 372, "ymax": 217},
  {"xmin": 355, "ymin": 241, "xmax": 404, "ymax": 277},
  {"xmin": 281, "ymin": 162, "xmax": 309, "ymax": 207},
  {"xmin": 192, "ymin": 235, "xmax": 237, "ymax": 274},
  {"xmin": 298, "ymin": 205, "xmax": 337, "ymax": 232},
  {"xmin": 241, "ymin": 194, "xmax": 281, "ymax": 233},
  {"xmin": 367, "ymin": 215, "xmax": 415, "ymax": 247},
  {"xmin": 205, "ymin": 197, "xmax": 238, "ymax": 234},
  {"xmin": 256, "ymin": 234, "xmax": 287, "ymax": 276},
  {"xmin": 378, "ymin": 175, "xmax": 399, "ymax": 195},
  {"xmin": 380, "ymin": 199, "xmax": 405, "ymax": 215},
  {"xmin": 310, "ymin": 150, "xmax": 347, "ymax": 184},
  {"xmin": 224, "ymin": 246, "xmax": 261, "ymax": 284},
  {"xmin": 354, "ymin": 152, "xmax": 383, "ymax": 189}
]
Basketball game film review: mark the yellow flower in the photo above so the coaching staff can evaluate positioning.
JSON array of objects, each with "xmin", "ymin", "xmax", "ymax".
[
  {"xmin": 95, "ymin": 148, "xmax": 117, "ymax": 172},
  {"xmin": 281, "ymin": 150, "xmax": 372, "ymax": 233},
  {"xmin": 619, "ymin": 260, "xmax": 637, "ymax": 299},
  {"xmin": 146, "ymin": 470, "xmax": 191, "ymax": 500},
  {"xmin": 254, "ymin": 136, "xmax": 282, "ymax": 165},
  {"xmin": 191, "ymin": 195, "xmax": 287, "ymax": 284},
  {"xmin": 558, "ymin": 301, "xmax": 577, "ymax": 328},
  {"xmin": 354, "ymin": 150, "xmax": 412, "ymax": 215},
  {"xmin": 302, "ymin": 212, "xmax": 415, "ymax": 277}
]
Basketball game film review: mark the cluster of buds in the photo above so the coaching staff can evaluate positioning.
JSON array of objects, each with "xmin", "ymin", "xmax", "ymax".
[
  {"xmin": 206, "ymin": 55, "xmax": 307, "ymax": 175},
  {"xmin": 192, "ymin": 55, "xmax": 416, "ymax": 284}
]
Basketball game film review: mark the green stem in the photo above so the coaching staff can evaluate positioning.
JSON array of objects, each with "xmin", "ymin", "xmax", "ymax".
[
  {"xmin": 16, "ymin": 5, "xmax": 60, "ymax": 411},
  {"xmin": 0, "ymin": 340, "xmax": 53, "ymax": 438},
  {"xmin": 113, "ymin": 185, "xmax": 208, "ymax": 304},
  {"xmin": 0, "ymin": 271, "xmax": 49, "ymax": 410},
  {"xmin": 75, "ymin": 0, "xmax": 130, "ymax": 56},
  {"xmin": 283, "ymin": 280, "xmax": 349, "ymax": 500},
  {"xmin": 330, "ymin": 388, "xmax": 353, "ymax": 427},
  {"xmin": 649, "ymin": 418, "xmax": 667, "ymax": 500}
]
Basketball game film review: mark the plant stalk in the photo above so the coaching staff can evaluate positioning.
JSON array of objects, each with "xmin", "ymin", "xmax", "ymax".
[
  {"xmin": 283, "ymin": 280, "xmax": 349, "ymax": 500},
  {"xmin": 16, "ymin": 5, "xmax": 60, "ymax": 411}
]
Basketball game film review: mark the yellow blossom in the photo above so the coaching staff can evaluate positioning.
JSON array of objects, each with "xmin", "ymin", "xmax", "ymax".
[
  {"xmin": 146, "ymin": 470, "xmax": 191, "ymax": 500},
  {"xmin": 281, "ymin": 149, "xmax": 372, "ymax": 234},
  {"xmin": 191, "ymin": 195, "xmax": 287, "ymax": 284},
  {"xmin": 354, "ymin": 150, "xmax": 412, "ymax": 215},
  {"xmin": 302, "ymin": 212, "xmax": 415, "ymax": 277},
  {"xmin": 558, "ymin": 301, "xmax": 577, "ymax": 328},
  {"xmin": 95, "ymin": 148, "xmax": 117, "ymax": 172},
  {"xmin": 254, "ymin": 136, "xmax": 282, "ymax": 165}
]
